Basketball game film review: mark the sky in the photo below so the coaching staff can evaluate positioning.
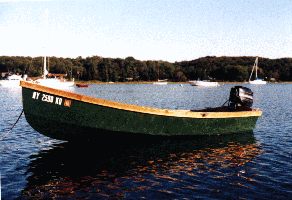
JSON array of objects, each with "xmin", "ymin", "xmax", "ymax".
[{"xmin": 0, "ymin": 0, "xmax": 291, "ymax": 62}]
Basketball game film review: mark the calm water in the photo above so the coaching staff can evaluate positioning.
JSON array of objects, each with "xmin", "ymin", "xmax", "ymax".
[{"xmin": 1, "ymin": 83, "xmax": 292, "ymax": 199}]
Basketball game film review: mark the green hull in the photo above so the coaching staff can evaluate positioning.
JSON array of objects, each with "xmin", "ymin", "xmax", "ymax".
[{"xmin": 21, "ymin": 82, "xmax": 261, "ymax": 141}]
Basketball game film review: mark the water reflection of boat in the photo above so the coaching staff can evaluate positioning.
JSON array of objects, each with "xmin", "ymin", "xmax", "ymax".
[
  {"xmin": 20, "ymin": 81, "xmax": 262, "ymax": 141},
  {"xmin": 20, "ymin": 132, "xmax": 262, "ymax": 199}
]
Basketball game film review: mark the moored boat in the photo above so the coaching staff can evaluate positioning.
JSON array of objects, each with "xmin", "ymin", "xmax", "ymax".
[
  {"xmin": 35, "ymin": 78, "xmax": 75, "ymax": 88},
  {"xmin": 76, "ymin": 83, "xmax": 89, "ymax": 87},
  {"xmin": 249, "ymin": 57, "xmax": 267, "ymax": 84},
  {"xmin": 189, "ymin": 80, "xmax": 219, "ymax": 86},
  {"xmin": 249, "ymin": 78, "xmax": 267, "ymax": 85},
  {"xmin": 153, "ymin": 65, "xmax": 167, "ymax": 85},
  {"xmin": 0, "ymin": 74, "xmax": 24, "ymax": 87},
  {"xmin": 153, "ymin": 80, "xmax": 167, "ymax": 85},
  {"xmin": 34, "ymin": 56, "xmax": 74, "ymax": 89},
  {"xmin": 20, "ymin": 81, "xmax": 262, "ymax": 141}
]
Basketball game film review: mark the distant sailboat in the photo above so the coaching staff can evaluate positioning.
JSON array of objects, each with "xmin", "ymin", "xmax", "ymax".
[
  {"xmin": 189, "ymin": 80, "xmax": 219, "ymax": 87},
  {"xmin": 35, "ymin": 56, "xmax": 75, "ymax": 89},
  {"xmin": 33, "ymin": 9, "xmax": 74, "ymax": 89},
  {"xmin": 153, "ymin": 65, "xmax": 167, "ymax": 85},
  {"xmin": 249, "ymin": 57, "xmax": 266, "ymax": 84},
  {"xmin": 189, "ymin": 76, "xmax": 219, "ymax": 86},
  {"xmin": 153, "ymin": 80, "xmax": 167, "ymax": 85}
]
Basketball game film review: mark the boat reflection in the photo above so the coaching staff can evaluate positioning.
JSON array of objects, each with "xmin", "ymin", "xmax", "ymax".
[{"xmin": 20, "ymin": 132, "xmax": 263, "ymax": 199}]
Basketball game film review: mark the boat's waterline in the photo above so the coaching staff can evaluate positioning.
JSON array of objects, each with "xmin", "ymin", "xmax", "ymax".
[{"xmin": 21, "ymin": 81, "xmax": 262, "ymax": 140}]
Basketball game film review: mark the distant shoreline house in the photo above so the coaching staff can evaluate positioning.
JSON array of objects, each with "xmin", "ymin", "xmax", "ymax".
[
  {"xmin": 47, "ymin": 73, "xmax": 67, "ymax": 79},
  {"xmin": 1, "ymin": 72, "xmax": 9, "ymax": 79},
  {"xmin": 1, "ymin": 72, "xmax": 24, "ymax": 80},
  {"xmin": 1, "ymin": 72, "xmax": 21, "ymax": 79}
]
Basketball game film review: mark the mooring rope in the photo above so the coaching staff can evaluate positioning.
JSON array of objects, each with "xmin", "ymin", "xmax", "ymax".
[
  {"xmin": 216, "ymin": 99, "xmax": 229, "ymax": 112},
  {"xmin": 0, "ymin": 109, "xmax": 24, "ymax": 141}
]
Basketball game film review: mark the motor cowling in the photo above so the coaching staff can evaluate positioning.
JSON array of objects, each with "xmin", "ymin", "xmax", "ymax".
[{"xmin": 229, "ymin": 86, "xmax": 253, "ymax": 108}]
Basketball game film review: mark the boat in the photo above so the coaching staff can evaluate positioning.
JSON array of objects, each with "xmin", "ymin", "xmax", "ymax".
[
  {"xmin": 34, "ymin": 56, "xmax": 74, "ymax": 89},
  {"xmin": 35, "ymin": 78, "xmax": 75, "ymax": 89},
  {"xmin": 76, "ymin": 83, "xmax": 89, "ymax": 88},
  {"xmin": 153, "ymin": 80, "xmax": 167, "ymax": 85},
  {"xmin": 153, "ymin": 65, "xmax": 167, "ymax": 85},
  {"xmin": 249, "ymin": 57, "xmax": 267, "ymax": 84},
  {"xmin": 20, "ymin": 81, "xmax": 262, "ymax": 141},
  {"xmin": 0, "ymin": 74, "xmax": 25, "ymax": 87},
  {"xmin": 189, "ymin": 80, "xmax": 219, "ymax": 86}
]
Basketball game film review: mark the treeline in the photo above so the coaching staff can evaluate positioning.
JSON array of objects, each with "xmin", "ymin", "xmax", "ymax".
[{"xmin": 1, "ymin": 55, "xmax": 292, "ymax": 82}]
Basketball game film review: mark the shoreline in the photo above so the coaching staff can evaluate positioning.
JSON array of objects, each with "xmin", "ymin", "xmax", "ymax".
[
  {"xmin": 73, "ymin": 81, "xmax": 284, "ymax": 85},
  {"xmin": 73, "ymin": 80, "xmax": 248, "ymax": 85}
]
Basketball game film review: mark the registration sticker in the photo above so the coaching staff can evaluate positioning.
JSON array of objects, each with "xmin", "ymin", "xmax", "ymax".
[{"xmin": 64, "ymin": 99, "xmax": 71, "ymax": 107}]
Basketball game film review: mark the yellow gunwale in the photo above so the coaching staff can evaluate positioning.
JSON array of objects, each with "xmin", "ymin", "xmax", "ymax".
[{"xmin": 20, "ymin": 81, "xmax": 262, "ymax": 119}]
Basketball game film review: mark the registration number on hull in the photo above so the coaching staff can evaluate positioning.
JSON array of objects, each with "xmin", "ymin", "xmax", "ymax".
[{"xmin": 32, "ymin": 91, "xmax": 71, "ymax": 107}]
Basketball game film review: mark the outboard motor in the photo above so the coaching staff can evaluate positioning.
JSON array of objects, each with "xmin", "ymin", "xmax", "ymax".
[{"xmin": 228, "ymin": 86, "xmax": 253, "ymax": 108}]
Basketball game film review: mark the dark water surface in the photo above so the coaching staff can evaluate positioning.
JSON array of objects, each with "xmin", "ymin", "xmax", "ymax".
[{"xmin": 1, "ymin": 83, "xmax": 291, "ymax": 199}]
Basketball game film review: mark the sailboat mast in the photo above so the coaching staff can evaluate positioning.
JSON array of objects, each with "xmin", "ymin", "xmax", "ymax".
[
  {"xmin": 248, "ymin": 59, "xmax": 255, "ymax": 82},
  {"xmin": 158, "ymin": 65, "xmax": 159, "ymax": 80},
  {"xmin": 43, "ymin": 9, "xmax": 49, "ymax": 80},
  {"xmin": 44, "ymin": 56, "xmax": 46, "ymax": 79},
  {"xmin": 255, "ymin": 57, "xmax": 258, "ymax": 79},
  {"xmin": 48, "ymin": 56, "xmax": 49, "ymax": 72}
]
